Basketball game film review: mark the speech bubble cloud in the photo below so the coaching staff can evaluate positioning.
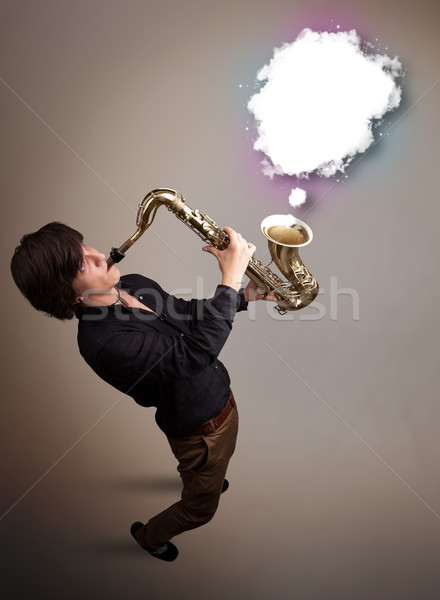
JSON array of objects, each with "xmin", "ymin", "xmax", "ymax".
[
  {"xmin": 289, "ymin": 187, "xmax": 307, "ymax": 207},
  {"xmin": 248, "ymin": 28, "xmax": 404, "ymax": 204}
]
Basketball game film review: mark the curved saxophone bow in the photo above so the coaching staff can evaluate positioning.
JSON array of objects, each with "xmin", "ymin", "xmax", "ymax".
[{"xmin": 107, "ymin": 188, "xmax": 319, "ymax": 313}]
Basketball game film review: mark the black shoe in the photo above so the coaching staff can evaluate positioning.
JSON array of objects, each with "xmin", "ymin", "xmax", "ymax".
[
  {"xmin": 130, "ymin": 522, "xmax": 178, "ymax": 562},
  {"xmin": 221, "ymin": 479, "xmax": 229, "ymax": 493}
]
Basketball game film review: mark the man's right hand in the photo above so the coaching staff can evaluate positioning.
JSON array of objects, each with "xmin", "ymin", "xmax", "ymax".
[{"xmin": 202, "ymin": 227, "xmax": 256, "ymax": 291}]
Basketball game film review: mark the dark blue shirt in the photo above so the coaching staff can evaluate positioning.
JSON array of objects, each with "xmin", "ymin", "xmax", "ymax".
[{"xmin": 76, "ymin": 274, "xmax": 248, "ymax": 436}]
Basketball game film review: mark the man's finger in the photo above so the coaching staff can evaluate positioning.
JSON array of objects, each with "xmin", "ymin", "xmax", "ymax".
[{"xmin": 202, "ymin": 246, "xmax": 219, "ymax": 256}]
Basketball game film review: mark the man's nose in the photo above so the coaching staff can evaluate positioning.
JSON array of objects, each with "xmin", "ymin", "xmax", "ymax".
[
  {"xmin": 87, "ymin": 249, "xmax": 107, "ymax": 264},
  {"xmin": 86, "ymin": 248, "xmax": 106, "ymax": 260}
]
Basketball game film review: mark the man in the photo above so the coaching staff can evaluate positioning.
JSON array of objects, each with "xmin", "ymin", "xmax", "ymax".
[{"xmin": 11, "ymin": 221, "xmax": 274, "ymax": 561}]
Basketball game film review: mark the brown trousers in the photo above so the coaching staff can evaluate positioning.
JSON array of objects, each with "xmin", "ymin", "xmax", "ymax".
[{"xmin": 136, "ymin": 402, "xmax": 239, "ymax": 550}]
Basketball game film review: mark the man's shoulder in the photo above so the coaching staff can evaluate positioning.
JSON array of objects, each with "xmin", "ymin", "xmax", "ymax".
[
  {"xmin": 120, "ymin": 273, "xmax": 154, "ymax": 287},
  {"xmin": 120, "ymin": 273, "xmax": 163, "ymax": 292}
]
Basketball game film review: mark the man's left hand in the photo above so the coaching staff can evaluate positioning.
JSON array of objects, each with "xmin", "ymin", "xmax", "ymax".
[{"xmin": 243, "ymin": 280, "xmax": 277, "ymax": 302}]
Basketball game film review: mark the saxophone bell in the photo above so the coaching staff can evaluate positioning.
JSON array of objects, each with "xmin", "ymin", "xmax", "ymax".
[
  {"xmin": 261, "ymin": 214, "xmax": 313, "ymax": 248},
  {"xmin": 259, "ymin": 214, "xmax": 319, "ymax": 312}
]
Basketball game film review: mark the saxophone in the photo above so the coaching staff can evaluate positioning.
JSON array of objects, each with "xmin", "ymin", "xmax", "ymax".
[{"xmin": 107, "ymin": 188, "xmax": 319, "ymax": 313}]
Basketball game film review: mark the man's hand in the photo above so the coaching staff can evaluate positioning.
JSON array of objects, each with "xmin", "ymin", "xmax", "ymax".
[
  {"xmin": 243, "ymin": 279, "xmax": 277, "ymax": 303},
  {"xmin": 202, "ymin": 227, "xmax": 256, "ymax": 291}
]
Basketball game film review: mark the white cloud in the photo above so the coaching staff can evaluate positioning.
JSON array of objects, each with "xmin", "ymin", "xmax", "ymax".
[
  {"xmin": 248, "ymin": 29, "xmax": 404, "ymax": 183},
  {"xmin": 289, "ymin": 187, "xmax": 307, "ymax": 207}
]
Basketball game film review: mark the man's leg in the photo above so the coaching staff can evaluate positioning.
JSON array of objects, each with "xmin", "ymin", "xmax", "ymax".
[{"xmin": 134, "ymin": 404, "xmax": 238, "ymax": 550}]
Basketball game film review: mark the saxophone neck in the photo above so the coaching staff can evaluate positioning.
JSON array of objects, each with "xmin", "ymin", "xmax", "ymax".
[
  {"xmin": 133, "ymin": 188, "xmax": 185, "ymax": 243},
  {"xmin": 107, "ymin": 188, "xmax": 185, "ymax": 266}
]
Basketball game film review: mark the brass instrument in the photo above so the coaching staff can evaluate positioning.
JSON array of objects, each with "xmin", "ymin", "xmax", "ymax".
[{"xmin": 107, "ymin": 188, "xmax": 318, "ymax": 313}]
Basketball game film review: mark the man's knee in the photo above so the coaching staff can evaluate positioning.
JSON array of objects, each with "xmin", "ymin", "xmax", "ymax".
[
  {"xmin": 181, "ymin": 497, "xmax": 220, "ymax": 527},
  {"xmin": 195, "ymin": 510, "xmax": 216, "ymax": 527}
]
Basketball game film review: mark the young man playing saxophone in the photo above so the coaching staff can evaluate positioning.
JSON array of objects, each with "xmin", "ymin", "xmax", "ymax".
[{"xmin": 11, "ymin": 221, "xmax": 274, "ymax": 561}]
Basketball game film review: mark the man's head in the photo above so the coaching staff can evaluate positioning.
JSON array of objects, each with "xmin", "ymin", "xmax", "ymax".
[{"xmin": 11, "ymin": 222, "xmax": 85, "ymax": 320}]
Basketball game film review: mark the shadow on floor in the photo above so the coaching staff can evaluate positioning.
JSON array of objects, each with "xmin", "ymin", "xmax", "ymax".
[
  {"xmin": 86, "ymin": 538, "xmax": 149, "ymax": 557},
  {"xmin": 106, "ymin": 475, "xmax": 182, "ymax": 493}
]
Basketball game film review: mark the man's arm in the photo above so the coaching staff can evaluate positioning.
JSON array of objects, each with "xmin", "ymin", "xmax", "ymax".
[
  {"xmin": 95, "ymin": 229, "xmax": 255, "ymax": 385},
  {"xmin": 95, "ymin": 284, "xmax": 242, "ymax": 383}
]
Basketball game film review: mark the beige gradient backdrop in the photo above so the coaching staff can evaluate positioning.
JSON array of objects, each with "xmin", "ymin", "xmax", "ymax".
[{"xmin": 1, "ymin": 0, "xmax": 440, "ymax": 598}]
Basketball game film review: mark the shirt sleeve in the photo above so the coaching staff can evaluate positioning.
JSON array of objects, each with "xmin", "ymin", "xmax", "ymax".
[
  {"xmin": 237, "ymin": 288, "xmax": 249, "ymax": 312},
  {"xmin": 170, "ymin": 286, "xmax": 248, "ymax": 315},
  {"xmin": 95, "ymin": 285, "xmax": 241, "ymax": 384},
  {"xmin": 132, "ymin": 276, "xmax": 248, "ymax": 323}
]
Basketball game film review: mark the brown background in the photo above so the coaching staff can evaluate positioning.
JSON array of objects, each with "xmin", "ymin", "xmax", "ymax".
[{"xmin": 1, "ymin": 0, "xmax": 440, "ymax": 598}]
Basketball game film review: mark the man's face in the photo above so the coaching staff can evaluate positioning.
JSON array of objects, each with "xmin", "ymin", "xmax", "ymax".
[{"xmin": 72, "ymin": 244, "xmax": 120, "ymax": 298}]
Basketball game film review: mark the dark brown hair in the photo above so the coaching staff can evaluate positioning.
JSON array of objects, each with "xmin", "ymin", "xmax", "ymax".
[{"xmin": 11, "ymin": 222, "xmax": 84, "ymax": 320}]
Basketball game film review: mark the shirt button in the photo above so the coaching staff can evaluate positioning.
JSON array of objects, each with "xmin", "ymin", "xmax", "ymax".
[
  {"xmin": 215, "ymin": 365, "xmax": 218, "ymax": 369},
  {"xmin": 139, "ymin": 296, "xmax": 143, "ymax": 300},
  {"xmin": 180, "ymin": 333, "xmax": 184, "ymax": 337}
]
